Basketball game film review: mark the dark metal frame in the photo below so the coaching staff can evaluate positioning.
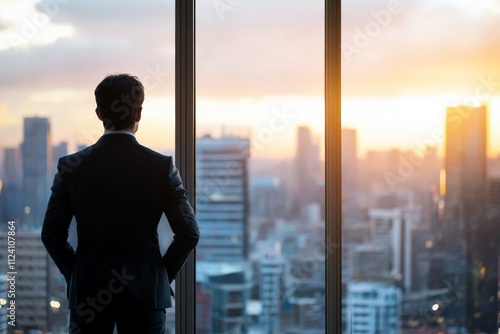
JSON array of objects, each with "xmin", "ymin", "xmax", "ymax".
[
  {"xmin": 175, "ymin": 1, "xmax": 196, "ymax": 333},
  {"xmin": 174, "ymin": 0, "xmax": 341, "ymax": 332},
  {"xmin": 325, "ymin": 0, "xmax": 342, "ymax": 333}
]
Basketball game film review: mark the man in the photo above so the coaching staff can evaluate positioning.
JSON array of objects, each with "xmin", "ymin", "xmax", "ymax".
[{"xmin": 41, "ymin": 74, "xmax": 199, "ymax": 333}]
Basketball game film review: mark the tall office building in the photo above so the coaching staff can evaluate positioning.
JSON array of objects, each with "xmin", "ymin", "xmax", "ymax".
[
  {"xmin": 294, "ymin": 126, "xmax": 321, "ymax": 216},
  {"xmin": 22, "ymin": 117, "xmax": 52, "ymax": 227},
  {"xmin": 342, "ymin": 128, "xmax": 358, "ymax": 217},
  {"xmin": 0, "ymin": 230, "xmax": 49, "ymax": 331},
  {"xmin": 0, "ymin": 147, "xmax": 22, "ymax": 223},
  {"xmin": 251, "ymin": 176, "xmax": 283, "ymax": 220},
  {"xmin": 196, "ymin": 135, "xmax": 250, "ymax": 262},
  {"xmin": 444, "ymin": 105, "xmax": 495, "ymax": 332},
  {"xmin": 368, "ymin": 208, "xmax": 413, "ymax": 292},
  {"xmin": 345, "ymin": 282, "xmax": 401, "ymax": 334},
  {"xmin": 444, "ymin": 105, "xmax": 487, "ymax": 236}
]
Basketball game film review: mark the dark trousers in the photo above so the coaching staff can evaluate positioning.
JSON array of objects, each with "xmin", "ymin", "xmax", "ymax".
[{"xmin": 69, "ymin": 308, "xmax": 167, "ymax": 334}]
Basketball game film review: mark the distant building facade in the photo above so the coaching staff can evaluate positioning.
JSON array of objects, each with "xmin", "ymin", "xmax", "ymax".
[
  {"xmin": 196, "ymin": 135, "xmax": 250, "ymax": 262},
  {"xmin": 22, "ymin": 117, "xmax": 52, "ymax": 227},
  {"xmin": 344, "ymin": 282, "xmax": 401, "ymax": 334}
]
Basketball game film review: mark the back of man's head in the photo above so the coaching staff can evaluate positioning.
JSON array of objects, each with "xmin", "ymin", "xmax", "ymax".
[{"xmin": 94, "ymin": 74, "xmax": 145, "ymax": 130}]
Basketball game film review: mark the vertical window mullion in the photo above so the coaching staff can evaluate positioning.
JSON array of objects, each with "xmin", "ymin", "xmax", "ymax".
[
  {"xmin": 325, "ymin": 0, "xmax": 342, "ymax": 333},
  {"xmin": 175, "ymin": 0, "xmax": 196, "ymax": 333}
]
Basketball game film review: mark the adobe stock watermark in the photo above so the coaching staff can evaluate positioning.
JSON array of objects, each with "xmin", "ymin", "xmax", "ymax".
[
  {"xmin": 142, "ymin": 65, "xmax": 169, "ymax": 91},
  {"xmin": 213, "ymin": 0, "xmax": 246, "ymax": 20},
  {"xmin": 8, "ymin": 0, "xmax": 73, "ymax": 48},
  {"xmin": 342, "ymin": 0, "xmax": 403, "ymax": 64},
  {"xmin": 384, "ymin": 74, "xmax": 500, "ymax": 191}
]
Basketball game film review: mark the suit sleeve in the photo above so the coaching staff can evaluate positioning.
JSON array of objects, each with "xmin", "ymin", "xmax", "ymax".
[
  {"xmin": 162, "ymin": 157, "xmax": 200, "ymax": 283},
  {"xmin": 41, "ymin": 160, "xmax": 76, "ymax": 284}
]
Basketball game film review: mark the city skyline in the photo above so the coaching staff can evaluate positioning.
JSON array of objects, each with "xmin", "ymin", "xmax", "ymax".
[
  {"xmin": 2, "ymin": 1, "xmax": 500, "ymax": 159},
  {"xmin": 1, "ymin": 1, "xmax": 500, "ymax": 333},
  {"xmin": 1, "ymin": 101, "xmax": 499, "ymax": 173},
  {"xmin": 0, "ymin": 113, "xmax": 499, "ymax": 332}
]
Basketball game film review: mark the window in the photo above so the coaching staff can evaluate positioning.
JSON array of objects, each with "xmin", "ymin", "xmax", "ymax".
[
  {"xmin": 0, "ymin": 1, "xmax": 175, "ymax": 331},
  {"xmin": 194, "ymin": 1, "xmax": 326, "ymax": 333},
  {"xmin": 341, "ymin": 1, "xmax": 500, "ymax": 333}
]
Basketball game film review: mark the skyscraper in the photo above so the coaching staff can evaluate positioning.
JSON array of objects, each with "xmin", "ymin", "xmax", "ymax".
[
  {"xmin": 196, "ymin": 135, "xmax": 250, "ymax": 262},
  {"xmin": 294, "ymin": 126, "xmax": 320, "ymax": 216},
  {"xmin": 0, "ymin": 230, "xmax": 50, "ymax": 331},
  {"xmin": 22, "ymin": 117, "xmax": 52, "ymax": 227},
  {"xmin": 342, "ymin": 128, "xmax": 358, "ymax": 218},
  {"xmin": 1, "ymin": 147, "xmax": 22, "ymax": 223},
  {"xmin": 444, "ymin": 105, "xmax": 495, "ymax": 332}
]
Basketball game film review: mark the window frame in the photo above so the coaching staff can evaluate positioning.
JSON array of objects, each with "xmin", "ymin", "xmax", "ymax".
[{"xmin": 174, "ymin": 0, "xmax": 341, "ymax": 332}]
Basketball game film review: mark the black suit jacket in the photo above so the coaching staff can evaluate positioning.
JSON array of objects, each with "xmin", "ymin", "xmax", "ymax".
[{"xmin": 41, "ymin": 134, "xmax": 199, "ymax": 310}]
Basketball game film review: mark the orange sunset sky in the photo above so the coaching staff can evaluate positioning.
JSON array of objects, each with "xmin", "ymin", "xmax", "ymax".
[{"xmin": 0, "ymin": 0, "xmax": 499, "ymax": 161}]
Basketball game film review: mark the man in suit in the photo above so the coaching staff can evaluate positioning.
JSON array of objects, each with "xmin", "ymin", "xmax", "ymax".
[{"xmin": 41, "ymin": 73, "xmax": 200, "ymax": 334}]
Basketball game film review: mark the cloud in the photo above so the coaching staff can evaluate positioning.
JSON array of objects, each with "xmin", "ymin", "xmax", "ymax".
[
  {"xmin": 0, "ymin": 0, "xmax": 175, "ymax": 94},
  {"xmin": 196, "ymin": 0, "xmax": 324, "ymax": 97},
  {"xmin": 341, "ymin": 0, "xmax": 500, "ymax": 96},
  {"xmin": 1, "ymin": 0, "xmax": 500, "ymax": 105},
  {"xmin": 0, "ymin": 0, "xmax": 324, "ymax": 100}
]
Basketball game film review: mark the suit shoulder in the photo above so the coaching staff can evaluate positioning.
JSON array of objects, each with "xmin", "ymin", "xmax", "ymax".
[
  {"xmin": 137, "ymin": 144, "xmax": 172, "ymax": 162},
  {"xmin": 58, "ymin": 145, "xmax": 95, "ymax": 164},
  {"xmin": 55, "ymin": 145, "xmax": 99, "ymax": 177}
]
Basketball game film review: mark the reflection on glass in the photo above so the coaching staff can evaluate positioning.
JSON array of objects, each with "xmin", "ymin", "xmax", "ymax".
[
  {"xmin": 342, "ymin": 1, "xmax": 500, "ymax": 333},
  {"xmin": 196, "ymin": 1, "xmax": 325, "ymax": 333}
]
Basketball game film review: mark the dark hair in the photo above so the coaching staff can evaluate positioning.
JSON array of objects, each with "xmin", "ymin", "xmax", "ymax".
[{"xmin": 94, "ymin": 74, "xmax": 145, "ymax": 130}]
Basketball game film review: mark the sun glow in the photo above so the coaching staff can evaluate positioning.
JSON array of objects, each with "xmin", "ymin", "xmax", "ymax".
[{"xmin": 342, "ymin": 94, "xmax": 500, "ymax": 157}]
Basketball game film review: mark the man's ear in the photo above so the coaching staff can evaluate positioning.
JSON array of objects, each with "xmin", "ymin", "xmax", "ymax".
[
  {"xmin": 135, "ymin": 107, "xmax": 142, "ymax": 122},
  {"xmin": 95, "ymin": 107, "xmax": 103, "ymax": 120}
]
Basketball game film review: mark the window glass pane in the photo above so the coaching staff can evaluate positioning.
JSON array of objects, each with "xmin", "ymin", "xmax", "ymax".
[
  {"xmin": 196, "ymin": 2, "xmax": 325, "ymax": 333},
  {"xmin": 0, "ymin": 1, "xmax": 175, "ymax": 332},
  {"xmin": 342, "ymin": 1, "xmax": 500, "ymax": 333}
]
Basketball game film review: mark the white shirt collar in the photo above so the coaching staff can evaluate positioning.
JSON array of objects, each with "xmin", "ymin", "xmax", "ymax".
[{"xmin": 103, "ymin": 130, "xmax": 135, "ymax": 137}]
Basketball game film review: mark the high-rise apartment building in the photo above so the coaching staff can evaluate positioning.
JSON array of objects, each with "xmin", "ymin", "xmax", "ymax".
[
  {"xmin": 22, "ymin": 117, "xmax": 52, "ymax": 227},
  {"xmin": 259, "ymin": 254, "xmax": 285, "ymax": 334}
]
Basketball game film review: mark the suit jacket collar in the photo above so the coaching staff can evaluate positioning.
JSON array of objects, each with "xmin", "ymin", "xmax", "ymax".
[{"xmin": 96, "ymin": 133, "xmax": 139, "ymax": 145}]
